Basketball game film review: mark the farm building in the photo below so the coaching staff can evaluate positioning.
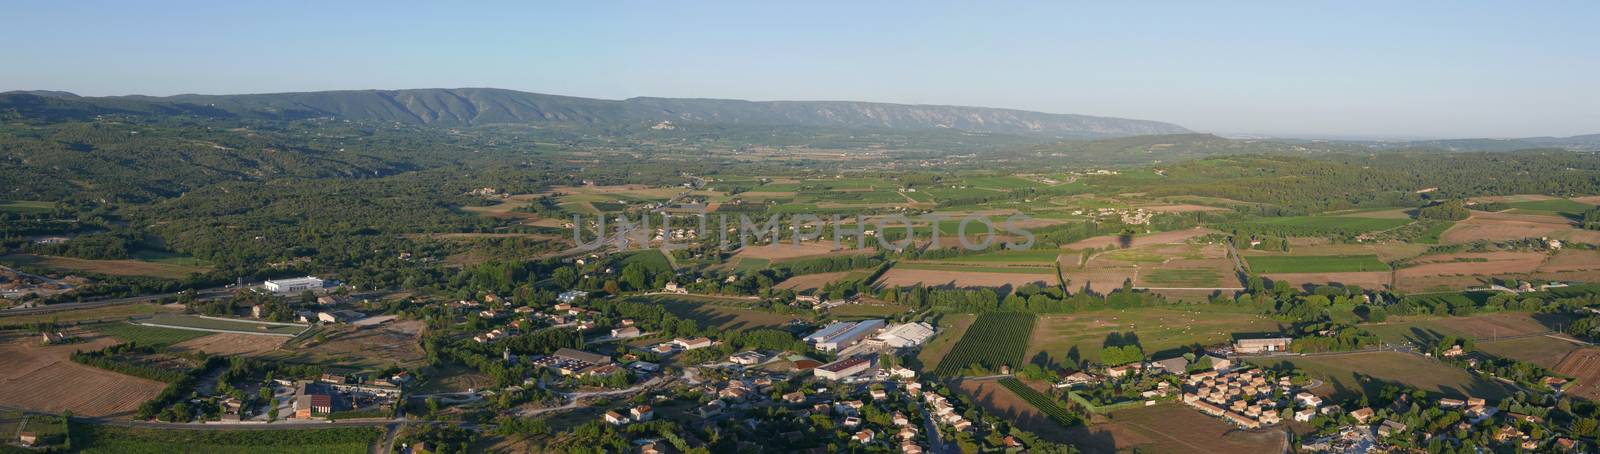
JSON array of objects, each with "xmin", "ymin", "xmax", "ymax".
[
  {"xmin": 814, "ymin": 355, "xmax": 874, "ymax": 380},
  {"xmin": 1234, "ymin": 337, "xmax": 1293, "ymax": 354},
  {"xmin": 1152, "ymin": 356, "xmax": 1189, "ymax": 375},
  {"xmin": 807, "ymin": 319, "xmax": 886, "ymax": 352},
  {"xmin": 554, "ymin": 348, "xmax": 612, "ymax": 365},
  {"xmin": 875, "ymin": 322, "xmax": 935, "ymax": 348},
  {"xmin": 673, "ymin": 337, "xmax": 713, "ymax": 350},
  {"xmin": 265, "ymin": 276, "xmax": 326, "ymax": 294}
]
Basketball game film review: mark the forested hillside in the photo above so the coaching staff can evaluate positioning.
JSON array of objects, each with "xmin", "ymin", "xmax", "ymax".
[{"xmin": 2, "ymin": 88, "xmax": 1190, "ymax": 137}]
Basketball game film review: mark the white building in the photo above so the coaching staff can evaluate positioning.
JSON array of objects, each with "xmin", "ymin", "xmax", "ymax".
[
  {"xmin": 557, "ymin": 290, "xmax": 589, "ymax": 304},
  {"xmin": 807, "ymin": 319, "xmax": 886, "ymax": 352},
  {"xmin": 875, "ymin": 322, "xmax": 935, "ymax": 348},
  {"xmin": 264, "ymin": 276, "xmax": 325, "ymax": 294}
]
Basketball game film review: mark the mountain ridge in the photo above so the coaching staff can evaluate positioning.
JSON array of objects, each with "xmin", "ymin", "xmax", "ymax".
[{"xmin": 0, "ymin": 87, "xmax": 1189, "ymax": 137}]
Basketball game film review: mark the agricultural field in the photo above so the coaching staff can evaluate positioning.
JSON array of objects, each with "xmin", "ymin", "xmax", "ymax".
[
  {"xmin": 933, "ymin": 312, "xmax": 1037, "ymax": 376},
  {"xmin": 999, "ymin": 377, "xmax": 1079, "ymax": 426},
  {"xmin": 1141, "ymin": 268, "xmax": 1224, "ymax": 287},
  {"xmin": 731, "ymin": 257, "xmax": 770, "ymax": 272},
  {"xmin": 0, "ymin": 303, "xmax": 174, "ymax": 327},
  {"xmin": 1364, "ymin": 312, "xmax": 1565, "ymax": 346},
  {"xmin": 1245, "ymin": 254, "xmax": 1388, "ymax": 273},
  {"xmin": 1554, "ymin": 348, "xmax": 1600, "ymax": 402},
  {"xmin": 1230, "ymin": 215, "xmax": 1412, "ymax": 233},
  {"xmin": 169, "ymin": 333, "xmax": 288, "ymax": 356},
  {"xmin": 895, "ymin": 262, "xmax": 1054, "ymax": 274},
  {"xmin": 1505, "ymin": 198, "xmax": 1595, "ymax": 217},
  {"xmin": 935, "ymin": 249, "xmax": 1063, "ymax": 264},
  {"xmin": 619, "ymin": 249, "xmax": 673, "ymax": 274},
  {"xmin": 0, "ymin": 331, "xmax": 165, "ymax": 417},
  {"xmin": 0, "ymin": 200, "xmax": 55, "ymax": 214},
  {"xmin": 1441, "ymin": 211, "xmax": 1600, "ymax": 244},
  {"xmin": 1024, "ymin": 308, "xmax": 1280, "ymax": 367},
  {"xmin": 1249, "ymin": 351, "xmax": 1516, "ymax": 401},
  {"xmin": 636, "ymin": 294, "xmax": 798, "ymax": 332},
  {"xmin": 877, "ymin": 267, "xmax": 1056, "ymax": 289},
  {"xmin": 957, "ymin": 378, "xmax": 1075, "ymax": 443},
  {"xmin": 913, "ymin": 314, "xmax": 974, "ymax": 373},
  {"xmin": 774, "ymin": 270, "xmax": 869, "ymax": 291},
  {"xmin": 1, "ymin": 253, "xmax": 209, "ymax": 279},
  {"xmin": 258, "ymin": 320, "xmax": 427, "ymax": 368},
  {"xmin": 1475, "ymin": 336, "xmax": 1585, "ymax": 368},
  {"xmin": 1063, "ymin": 403, "xmax": 1287, "ymax": 454},
  {"xmin": 137, "ymin": 313, "xmax": 309, "ymax": 336},
  {"xmin": 88, "ymin": 321, "xmax": 213, "ymax": 347},
  {"xmin": 71, "ymin": 425, "xmax": 382, "ymax": 454}
]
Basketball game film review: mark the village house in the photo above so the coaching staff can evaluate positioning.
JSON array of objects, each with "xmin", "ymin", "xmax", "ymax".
[
  {"xmin": 673, "ymin": 337, "xmax": 713, "ymax": 350},
  {"xmin": 1349, "ymin": 407, "xmax": 1375, "ymax": 424}
]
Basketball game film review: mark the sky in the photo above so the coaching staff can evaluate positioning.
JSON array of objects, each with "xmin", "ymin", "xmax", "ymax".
[{"xmin": 4, "ymin": 1, "xmax": 1597, "ymax": 139}]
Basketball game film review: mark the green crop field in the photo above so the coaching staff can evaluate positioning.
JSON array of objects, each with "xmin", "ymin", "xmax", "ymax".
[
  {"xmin": 619, "ymin": 249, "xmax": 674, "ymax": 274},
  {"xmin": 1246, "ymin": 254, "xmax": 1388, "ymax": 273},
  {"xmin": 964, "ymin": 176, "xmax": 1048, "ymax": 190},
  {"xmin": 73, "ymin": 425, "xmax": 381, "ymax": 454},
  {"xmin": 0, "ymin": 200, "xmax": 55, "ymax": 214},
  {"xmin": 1248, "ymin": 351, "xmax": 1516, "ymax": 401},
  {"xmin": 1143, "ymin": 268, "xmax": 1222, "ymax": 287},
  {"xmin": 898, "ymin": 262, "xmax": 1054, "ymax": 274},
  {"xmin": 939, "ymin": 249, "xmax": 1062, "ymax": 264},
  {"xmin": 733, "ymin": 257, "xmax": 771, "ymax": 272},
  {"xmin": 1508, "ymin": 198, "xmax": 1594, "ymax": 216},
  {"xmin": 90, "ymin": 322, "xmax": 213, "ymax": 347},
  {"xmin": 934, "ymin": 312, "xmax": 1037, "ymax": 376},
  {"xmin": 999, "ymin": 377, "xmax": 1081, "ymax": 426}
]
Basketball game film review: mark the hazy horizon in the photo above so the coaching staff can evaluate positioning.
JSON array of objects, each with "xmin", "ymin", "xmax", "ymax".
[{"xmin": 5, "ymin": 1, "xmax": 1597, "ymax": 138}]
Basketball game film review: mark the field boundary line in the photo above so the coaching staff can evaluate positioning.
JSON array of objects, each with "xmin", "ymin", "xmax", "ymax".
[
  {"xmin": 190, "ymin": 314, "xmax": 310, "ymax": 328},
  {"xmin": 134, "ymin": 321, "xmax": 302, "ymax": 337}
]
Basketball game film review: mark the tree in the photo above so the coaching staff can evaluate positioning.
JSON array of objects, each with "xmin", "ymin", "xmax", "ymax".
[
  {"xmin": 553, "ymin": 267, "xmax": 578, "ymax": 289},
  {"xmin": 620, "ymin": 263, "xmax": 650, "ymax": 291}
]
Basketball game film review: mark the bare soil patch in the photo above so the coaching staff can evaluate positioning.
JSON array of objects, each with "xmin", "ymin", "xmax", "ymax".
[
  {"xmin": 1398, "ymin": 251, "xmax": 1547, "ymax": 277},
  {"xmin": 170, "ymin": 333, "xmax": 287, "ymax": 356},
  {"xmin": 1443, "ymin": 211, "xmax": 1600, "ymax": 244},
  {"xmin": 734, "ymin": 242, "xmax": 870, "ymax": 260},
  {"xmin": 265, "ymin": 320, "xmax": 427, "ymax": 368},
  {"xmin": 1539, "ymin": 249, "xmax": 1600, "ymax": 273},
  {"xmin": 877, "ymin": 268, "xmax": 1054, "ymax": 288},
  {"xmin": 1555, "ymin": 348, "xmax": 1600, "ymax": 402},
  {"xmin": 1259, "ymin": 271, "xmax": 1391, "ymax": 289},
  {"xmin": 1477, "ymin": 336, "xmax": 1582, "ymax": 369},
  {"xmin": 1064, "ymin": 404, "xmax": 1286, "ymax": 454}
]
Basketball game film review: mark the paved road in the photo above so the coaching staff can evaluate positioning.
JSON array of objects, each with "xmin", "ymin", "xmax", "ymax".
[
  {"xmin": 916, "ymin": 401, "xmax": 951, "ymax": 454},
  {"xmin": 518, "ymin": 375, "xmax": 668, "ymax": 417}
]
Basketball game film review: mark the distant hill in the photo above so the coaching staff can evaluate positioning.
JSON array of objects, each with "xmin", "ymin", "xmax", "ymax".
[
  {"xmin": 0, "ymin": 88, "xmax": 1189, "ymax": 137},
  {"xmin": 1384, "ymin": 134, "xmax": 1600, "ymax": 152}
]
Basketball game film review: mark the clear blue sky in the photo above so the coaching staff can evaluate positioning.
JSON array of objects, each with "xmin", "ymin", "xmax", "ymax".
[{"xmin": 4, "ymin": 1, "xmax": 1597, "ymax": 138}]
